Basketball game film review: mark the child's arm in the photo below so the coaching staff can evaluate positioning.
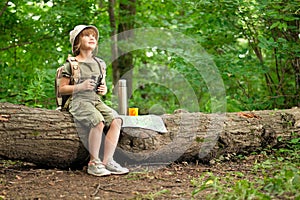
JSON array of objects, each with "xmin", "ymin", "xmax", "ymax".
[{"xmin": 59, "ymin": 77, "xmax": 95, "ymax": 94}]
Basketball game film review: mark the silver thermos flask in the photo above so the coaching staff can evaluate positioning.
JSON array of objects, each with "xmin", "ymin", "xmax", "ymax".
[{"xmin": 118, "ymin": 79, "xmax": 127, "ymax": 115}]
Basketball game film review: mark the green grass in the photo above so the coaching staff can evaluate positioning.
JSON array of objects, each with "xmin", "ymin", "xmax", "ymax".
[
  {"xmin": 134, "ymin": 189, "xmax": 171, "ymax": 200},
  {"xmin": 191, "ymin": 136, "xmax": 300, "ymax": 200}
]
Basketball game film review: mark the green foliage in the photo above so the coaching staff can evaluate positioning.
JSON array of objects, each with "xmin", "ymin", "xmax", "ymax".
[
  {"xmin": 0, "ymin": 0, "xmax": 110, "ymax": 108},
  {"xmin": 22, "ymin": 68, "xmax": 54, "ymax": 108},
  {"xmin": 134, "ymin": 189, "xmax": 171, "ymax": 200},
  {"xmin": 191, "ymin": 136, "xmax": 300, "ymax": 199},
  {"xmin": 0, "ymin": 0, "xmax": 299, "ymax": 113},
  {"xmin": 191, "ymin": 172, "xmax": 269, "ymax": 200}
]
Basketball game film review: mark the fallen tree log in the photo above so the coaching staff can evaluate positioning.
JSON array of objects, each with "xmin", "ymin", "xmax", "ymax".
[{"xmin": 1, "ymin": 102, "xmax": 299, "ymax": 168}]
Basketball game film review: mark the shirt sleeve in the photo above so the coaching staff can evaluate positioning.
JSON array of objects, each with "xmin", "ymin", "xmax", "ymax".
[{"xmin": 61, "ymin": 62, "xmax": 72, "ymax": 78}]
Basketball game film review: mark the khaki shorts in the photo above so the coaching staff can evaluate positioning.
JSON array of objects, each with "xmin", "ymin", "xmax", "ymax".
[{"xmin": 69, "ymin": 98, "xmax": 115, "ymax": 129}]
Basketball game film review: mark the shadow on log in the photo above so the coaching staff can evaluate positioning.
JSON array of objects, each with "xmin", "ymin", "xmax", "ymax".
[{"xmin": 1, "ymin": 102, "xmax": 299, "ymax": 168}]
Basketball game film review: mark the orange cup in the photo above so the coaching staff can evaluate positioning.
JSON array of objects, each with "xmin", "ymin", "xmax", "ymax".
[{"xmin": 128, "ymin": 108, "xmax": 138, "ymax": 116}]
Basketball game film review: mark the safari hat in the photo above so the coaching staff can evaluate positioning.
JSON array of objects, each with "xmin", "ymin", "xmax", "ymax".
[{"xmin": 69, "ymin": 25, "xmax": 99, "ymax": 55}]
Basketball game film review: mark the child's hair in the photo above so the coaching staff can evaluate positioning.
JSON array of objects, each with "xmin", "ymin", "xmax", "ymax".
[{"xmin": 73, "ymin": 28, "xmax": 98, "ymax": 56}]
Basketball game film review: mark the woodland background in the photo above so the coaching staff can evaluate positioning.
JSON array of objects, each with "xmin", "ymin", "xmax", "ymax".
[
  {"xmin": 0, "ymin": 0, "xmax": 299, "ymax": 114},
  {"xmin": 0, "ymin": 1, "xmax": 300, "ymax": 199}
]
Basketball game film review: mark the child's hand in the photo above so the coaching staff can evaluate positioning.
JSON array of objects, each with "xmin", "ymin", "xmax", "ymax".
[
  {"xmin": 76, "ymin": 79, "xmax": 95, "ymax": 92},
  {"xmin": 97, "ymin": 84, "xmax": 107, "ymax": 95}
]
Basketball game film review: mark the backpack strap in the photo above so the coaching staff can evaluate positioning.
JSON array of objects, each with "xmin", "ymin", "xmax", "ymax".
[
  {"xmin": 55, "ymin": 67, "xmax": 64, "ymax": 108},
  {"xmin": 57, "ymin": 56, "xmax": 79, "ymax": 111},
  {"xmin": 93, "ymin": 56, "xmax": 106, "ymax": 84},
  {"xmin": 67, "ymin": 55, "xmax": 80, "ymax": 84}
]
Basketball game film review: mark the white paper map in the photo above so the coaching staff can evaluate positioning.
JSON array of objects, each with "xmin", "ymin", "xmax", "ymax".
[{"xmin": 119, "ymin": 114, "xmax": 168, "ymax": 133}]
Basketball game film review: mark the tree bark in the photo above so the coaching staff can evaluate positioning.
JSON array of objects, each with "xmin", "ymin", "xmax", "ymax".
[
  {"xmin": 0, "ymin": 103, "xmax": 89, "ymax": 169},
  {"xmin": 108, "ymin": 0, "xmax": 120, "ymax": 86},
  {"xmin": 116, "ymin": 0, "xmax": 136, "ymax": 96},
  {"xmin": 1, "ymin": 102, "xmax": 299, "ymax": 168},
  {"xmin": 118, "ymin": 109, "xmax": 300, "ymax": 165}
]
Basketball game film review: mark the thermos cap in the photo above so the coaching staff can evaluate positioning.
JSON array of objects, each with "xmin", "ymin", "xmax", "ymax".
[{"xmin": 119, "ymin": 79, "xmax": 127, "ymax": 87}]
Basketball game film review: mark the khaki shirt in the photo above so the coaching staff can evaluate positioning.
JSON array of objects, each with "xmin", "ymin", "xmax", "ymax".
[
  {"xmin": 61, "ymin": 57, "xmax": 115, "ymax": 129},
  {"xmin": 62, "ymin": 57, "xmax": 106, "ymax": 101}
]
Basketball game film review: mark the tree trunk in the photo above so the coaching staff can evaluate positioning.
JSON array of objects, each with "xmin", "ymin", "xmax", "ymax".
[
  {"xmin": 1, "ymin": 102, "xmax": 299, "ymax": 168},
  {"xmin": 116, "ymin": 0, "xmax": 136, "ymax": 96},
  {"xmin": 108, "ymin": 0, "xmax": 120, "ymax": 86}
]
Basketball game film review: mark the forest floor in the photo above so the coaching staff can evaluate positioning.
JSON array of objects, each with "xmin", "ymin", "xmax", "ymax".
[{"xmin": 0, "ymin": 153, "xmax": 277, "ymax": 200}]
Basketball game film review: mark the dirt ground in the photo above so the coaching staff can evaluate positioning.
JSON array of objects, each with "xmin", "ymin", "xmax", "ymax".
[{"xmin": 0, "ymin": 154, "xmax": 268, "ymax": 200}]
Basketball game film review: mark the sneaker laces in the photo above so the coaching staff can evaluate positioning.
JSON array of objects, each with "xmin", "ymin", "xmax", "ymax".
[
  {"xmin": 89, "ymin": 159, "xmax": 105, "ymax": 168},
  {"xmin": 108, "ymin": 159, "xmax": 122, "ymax": 168}
]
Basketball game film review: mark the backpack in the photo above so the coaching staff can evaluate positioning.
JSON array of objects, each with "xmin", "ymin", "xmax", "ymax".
[
  {"xmin": 55, "ymin": 55, "xmax": 105, "ymax": 111},
  {"xmin": 55, "ymin": 55, "xmax": 80, "ymax": 111}
]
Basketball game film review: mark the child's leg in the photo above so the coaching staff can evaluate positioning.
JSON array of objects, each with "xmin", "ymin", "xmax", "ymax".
[
  {"xmin": 102, "ymin": 118, "xmax": 122, "ymax": 164},
  {"xmin": 89, "ymin": 122, "xmax": 105, "ymax": 161}
]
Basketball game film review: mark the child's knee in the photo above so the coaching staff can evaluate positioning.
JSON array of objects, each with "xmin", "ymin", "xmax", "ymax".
[
  {"xmin": 95, "ymin": 121, "xmax": 105, "ymax": 130},
  {"xmin": 112, "ymin": 118, "xmax": 122, "ymax": 128}
]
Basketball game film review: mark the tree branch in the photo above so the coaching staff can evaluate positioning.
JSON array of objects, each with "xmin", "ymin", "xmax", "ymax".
[
  {"xmin": 0, "ymin": 41, "xmax": 33, "ymax": 51},
  {"xmin": 0, "ymin": 0, "xmax": 9, "ymax": 17},
  {"xmin": 0, "ymin": 36, "xmax": 53, "ymax": 51}
]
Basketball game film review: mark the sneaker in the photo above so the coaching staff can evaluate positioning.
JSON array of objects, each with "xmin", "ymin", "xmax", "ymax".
[
  {"xmin": 105, "ymin": 159, "xmax": 129, "ymax": 175},
  {"xmin": 87, "ymin": 159, "xmax": 111, "ymax": 177}
]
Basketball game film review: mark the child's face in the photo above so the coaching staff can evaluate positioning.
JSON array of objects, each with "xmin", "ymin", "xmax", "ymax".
[{"xmin": 79, "ymin": 29, "xmax": 97, "ymax": 51}]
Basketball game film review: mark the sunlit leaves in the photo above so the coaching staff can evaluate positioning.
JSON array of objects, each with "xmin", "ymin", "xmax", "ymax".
[{"xmin": 0, "ymin": 0, "xmax": 299, "ymax": 111}]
